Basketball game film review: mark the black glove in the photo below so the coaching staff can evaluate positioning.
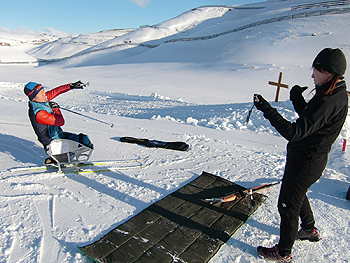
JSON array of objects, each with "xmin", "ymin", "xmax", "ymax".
[
  {"xmin": 290, "ymin": 85, "xmax": 308, "ymax": 101},
  {"xmin": 70, "ymin": 80, "xmax": 85, "ymax": 89},
  {"xmin": 254, "ymin": 94, "xmax": 272, "ymax": 112},
  {"xmin": 49, "ymin": 101, "xmax": 59, "ymax": 109}
]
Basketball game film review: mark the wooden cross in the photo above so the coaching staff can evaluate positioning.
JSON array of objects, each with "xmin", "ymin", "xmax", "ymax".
[{"xmin": 268, "ymin": 72, "xmax": 289, "ymax": 102}]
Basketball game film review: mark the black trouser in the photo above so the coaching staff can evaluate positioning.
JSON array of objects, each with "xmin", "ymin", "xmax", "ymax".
[{"xmin": 277, "ymin": 152, "xmax": 327, "ymax": 255}]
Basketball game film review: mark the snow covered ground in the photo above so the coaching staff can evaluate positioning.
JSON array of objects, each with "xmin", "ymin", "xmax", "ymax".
[{"xmin": 0, "ymin": 0, "xmax": 350, "ymax": 262}]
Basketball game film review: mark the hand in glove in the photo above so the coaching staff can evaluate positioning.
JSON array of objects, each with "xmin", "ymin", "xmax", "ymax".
[
  {"xmin": 254, "ymin": 94, "xmax": 272, "ymax": 112},
  {"xmin": 49, "ymin": 101, "xmax": 59, "ymax": 109},
  {"xmin": 290, "ymin": 85, "xmax": 308, "ymax": 101},
  {"xmin": 70, "ymin": 80, "xmax": 85, "ymax": 89}
]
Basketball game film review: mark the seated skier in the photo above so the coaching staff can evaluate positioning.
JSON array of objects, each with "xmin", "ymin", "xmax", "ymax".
[{"xmin": 24, "ymin": 81, "xmax": 93, "ymax": 165}]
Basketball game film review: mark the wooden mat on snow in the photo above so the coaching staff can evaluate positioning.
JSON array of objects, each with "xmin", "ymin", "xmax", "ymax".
[{"xmin": 79, "ymin": 171, "xmax": 267, "ymax": 263}]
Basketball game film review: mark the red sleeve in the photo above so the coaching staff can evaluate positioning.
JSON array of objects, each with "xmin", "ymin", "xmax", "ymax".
[
  {"xmin": 45, "ymin": 84, "xmax": 71, "ymax": 101},
  {"xmin": 36, "ymin": 108, "xmax": 65, "ymax": 126}
]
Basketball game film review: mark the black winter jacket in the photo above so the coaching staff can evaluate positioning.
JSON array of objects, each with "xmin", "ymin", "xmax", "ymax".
[{"xmin": 263, "ymin": 81, "xmax": 348, "ymax": 158}]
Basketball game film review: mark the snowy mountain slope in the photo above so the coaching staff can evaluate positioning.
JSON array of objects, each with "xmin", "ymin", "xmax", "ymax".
[
  {"xmin": 0, "ymin": 28, "xmax": 58, "ymax": 47},
  {"xmin": 0, "ymin": 28, "xmax": 60, "ymax": 63},
  {"xmin": 27, "ymin": 29, "xmax": 136, "ymax": 59},
  {"xmin": 33, "ymin": 0, "xmax": 350, "ymax": 68},
  {"xmin": 62, "ymin": 7, "xmax": 232, "ymax": 57},
  {"xmin": 0, "ymin": 27, "xmax": 137, "ymax": 62},
  {"xmin": 22, "ymin": 6, "xmax": 232, "ymax": 62},
  {"xmin": 0, "ymin": 0, "xmax": 350, "ymax": 262}
]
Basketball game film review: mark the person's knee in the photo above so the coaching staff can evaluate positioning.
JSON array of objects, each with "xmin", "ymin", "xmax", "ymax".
[
  {"xmin": 79, "ymin": 133, "xmax": 93, "ymax": 148},
  {"xmin": 278, "ymin": 201, "xmax": 301, "ymax": 221},
  {"xmin": 278, "ymin": 201, "xmax": 290, "ymax": 218}
]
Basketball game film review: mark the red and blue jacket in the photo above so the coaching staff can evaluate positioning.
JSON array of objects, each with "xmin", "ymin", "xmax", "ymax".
[{"xmin": 28, "ymin": 84, "xmax": 71, "ymax": 147}]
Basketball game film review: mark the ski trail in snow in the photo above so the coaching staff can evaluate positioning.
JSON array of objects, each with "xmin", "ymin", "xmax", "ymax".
[
  {"xmin": 0, "ymin": 203, "xmax": 15, "ymax": 261},
  {"xmin": 6, "ymin": 203, "xmax": 19, "ymax": 263},
  {"xmin": 34, "ymin": 195, "xmax": 60, "ymax": 263},
  {"xmin": 6, "ymin": 200, "xmax": 42, "ymax": 263}
]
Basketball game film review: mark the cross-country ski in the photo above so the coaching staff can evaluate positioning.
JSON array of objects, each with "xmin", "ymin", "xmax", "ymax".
[{"xmin": 7, "ymin": 155, "xmax": 150, "ymax": 173}]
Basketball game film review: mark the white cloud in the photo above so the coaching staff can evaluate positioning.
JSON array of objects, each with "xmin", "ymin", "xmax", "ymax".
[
  {"xmin": 43, "ymin": 28, "xmax": 69, "ymax": 38},
  {"xmin": 128, "ymin": 0, "xmax": 150, "ymax": 8}
]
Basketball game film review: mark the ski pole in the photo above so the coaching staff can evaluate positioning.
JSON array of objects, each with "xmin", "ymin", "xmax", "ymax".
[
  {"xmin": 60, "ymin": 107, "xmax": 114, "ymax": 127},
  {"xmin": 246, "ymin": 103, "xmax": 254, "ymax": 124}
]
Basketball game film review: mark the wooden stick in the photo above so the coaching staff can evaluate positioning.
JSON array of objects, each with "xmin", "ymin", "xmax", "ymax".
[{"xmin": 268, "ymin": 72, "xmax": 289, "ymax": 102}]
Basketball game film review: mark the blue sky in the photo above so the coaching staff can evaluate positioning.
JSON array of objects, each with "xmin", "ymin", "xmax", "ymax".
[{"xmin": 0, "ymin": 0, "xmax": 264, "ymax": 35}]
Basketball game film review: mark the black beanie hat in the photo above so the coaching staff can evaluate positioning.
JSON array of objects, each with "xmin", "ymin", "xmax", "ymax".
[{"xmin": 313, "ymin": 48, "xmax": 347, "ymax": 76}]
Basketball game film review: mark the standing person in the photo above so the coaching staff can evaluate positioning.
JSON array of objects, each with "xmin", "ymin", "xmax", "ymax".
[
  {"xmin": 254, "ymin": 48, "xmax": 347, "ymax": 262},
  {"xmin": 24, "ymin": 81, "xmax": 93, "ymax": 164}
]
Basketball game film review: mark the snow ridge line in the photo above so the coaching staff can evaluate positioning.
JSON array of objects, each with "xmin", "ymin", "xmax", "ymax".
[
  {"xmin": 191, "ymin": 5, "xmax": 265, "ymax": 10},
  {"xmin": 165, "ymin": 7, "xmax": 350, "ymax": 43}
]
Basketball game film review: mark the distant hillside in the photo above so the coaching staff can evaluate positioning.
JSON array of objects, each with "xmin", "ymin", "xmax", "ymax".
[{"xmin": 1, "ymin": 0, "xmax": 350, "ymax": 68}]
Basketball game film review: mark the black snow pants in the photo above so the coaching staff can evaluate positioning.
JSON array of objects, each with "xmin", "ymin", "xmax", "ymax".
[{"xmin": 277, "ymin": 151, "xmax": 327, "ymax": 255}]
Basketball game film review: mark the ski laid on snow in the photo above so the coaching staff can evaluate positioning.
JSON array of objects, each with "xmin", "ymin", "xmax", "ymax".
[
  {"xmin": 74, "ymin": 160, "xmax": 154, "ymax": 174},
  {"xmin": 120, "ymin": 137, "xmax": 189, "ymax": 151},
  {"xmin": 1, "ymin": 161, "xmax": 153, "ymax": 180},
  {"xmin": 205, "ymin": 181, "xmax": 281, "ymax": 203},
  {"xmin": 8, "ymin": 156, "xmax": 150, "ymax": 173}
]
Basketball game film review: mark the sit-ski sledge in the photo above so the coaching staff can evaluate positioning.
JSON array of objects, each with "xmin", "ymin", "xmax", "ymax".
[{"xmin": 45, "ymin": 139, "xmax": 93, "ymax": 173}]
